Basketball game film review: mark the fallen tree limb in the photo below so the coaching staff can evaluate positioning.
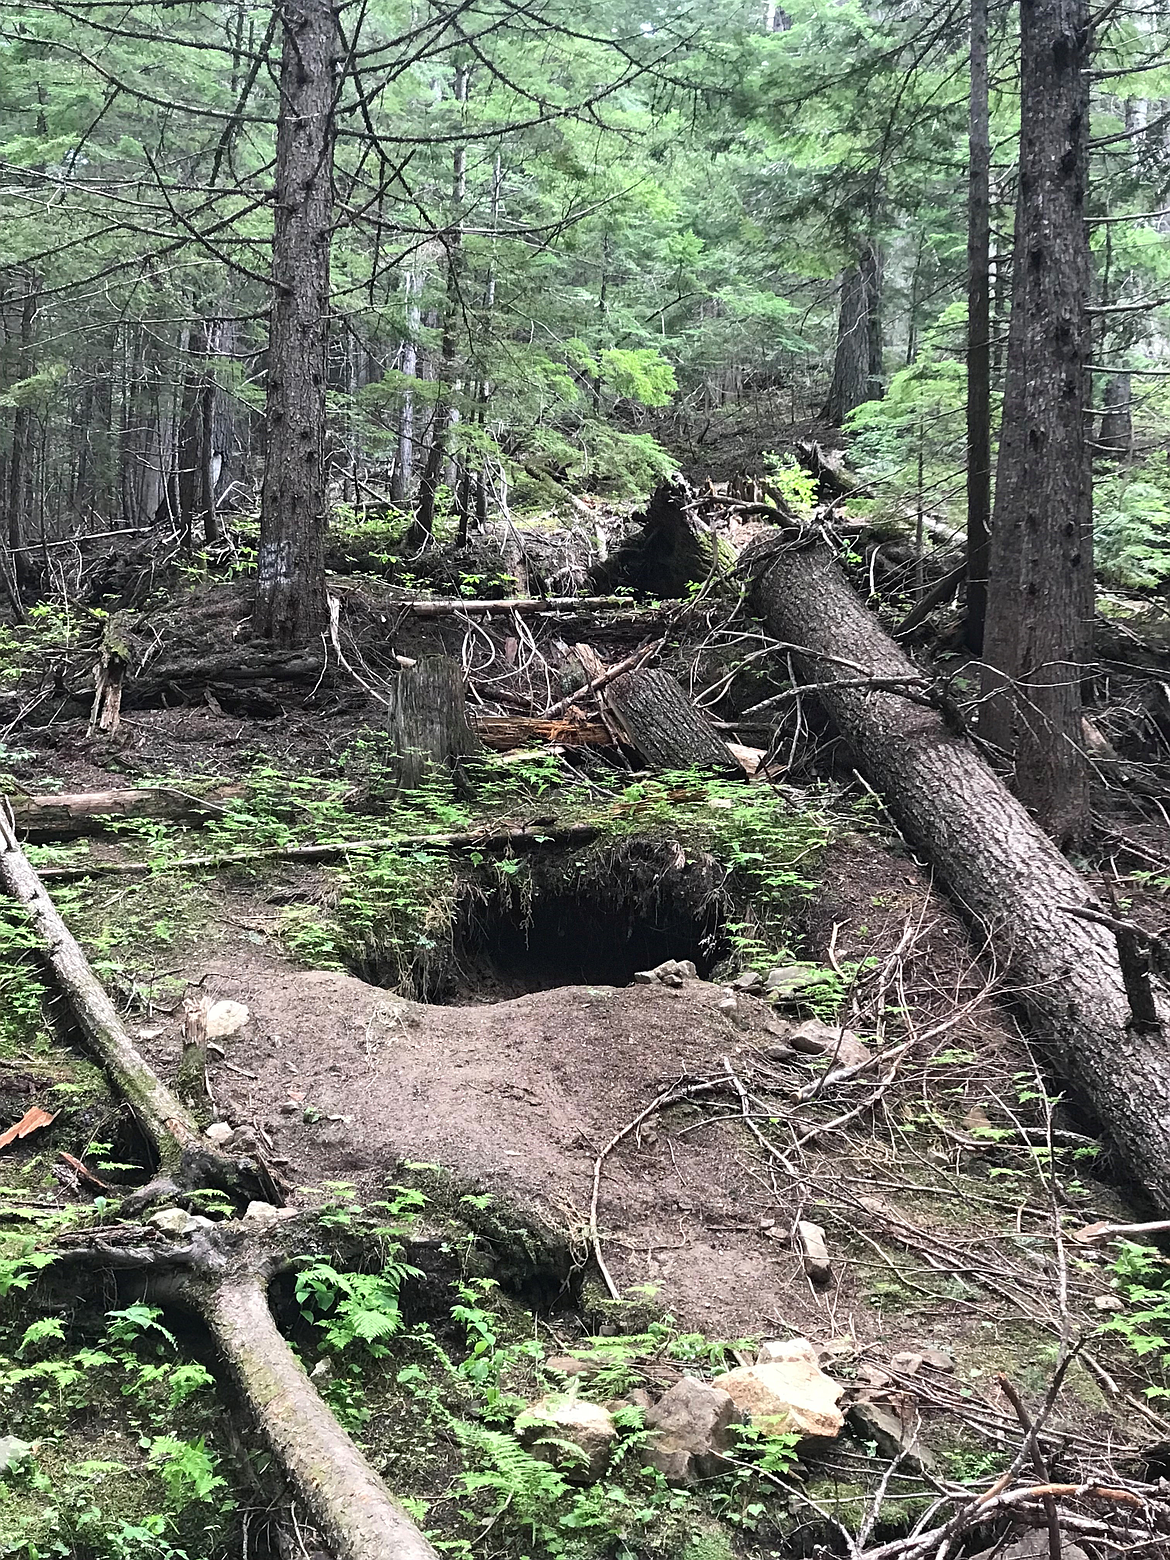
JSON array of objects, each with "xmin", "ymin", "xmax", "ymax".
[
  {"xmin": 68, "ymin": 1219, "xmax": 437, "ymax": 1560},
  {"xmin": 396, "ymin": 594, "xmax": 630, "ymax": 616},
  {"xmin": 11, "ymin": 786, "xmax": 244, "ymax": 841},
  {"xmin": 746, "ymin": 535, "xmax": 1170, "ymax": 1209},
  {"xmin": 0, "ymin": 802, "xmax": 279, "ymax": 1200},
  {"xmin": 36, "ymin": 821, "xmax": 603, "ymax": 880}
]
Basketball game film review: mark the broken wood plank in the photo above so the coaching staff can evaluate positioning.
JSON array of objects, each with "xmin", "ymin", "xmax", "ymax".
[{"xmin": 605, "ymin": 668, "xmax": 738, "ymax": 773}]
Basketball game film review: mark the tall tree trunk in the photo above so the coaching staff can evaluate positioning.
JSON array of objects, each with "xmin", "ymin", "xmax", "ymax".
[
  {"xmin": 980, "ymin": 0, "xmax": 1092, "ymax": 846},
  {"xmin": 824, "ymin": 245, "xmax": 881, "ymax": 426},
  {"xmin": 253, "ymin": 0, "xmax": 338, "ymax": 647},
  {"xmin": 965, "ymin": 0, "xmax": 992, "ymax": 654},
  {"xmin": 1097, "ymin": 372, "xmax": 1132, "ymax": 463},
  {"xmin": 392, "ymin": 266, "xmax": 422, "ymax": 503},
  {"xmin": 6, "ymin": 280, "xmax": 36, "ymax": 594},
  {"xmin": 408, "ymin": 65, "xmax": 468, "ymax": 550}
]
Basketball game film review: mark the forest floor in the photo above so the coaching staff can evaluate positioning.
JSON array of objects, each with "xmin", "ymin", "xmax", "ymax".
[{"xmin": 2, "ymin": 512, "xmax": 1169, "ymax": 1558}]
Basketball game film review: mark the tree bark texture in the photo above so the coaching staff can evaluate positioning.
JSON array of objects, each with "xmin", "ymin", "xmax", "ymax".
[
  {"xmin": 253, "ymin": 0, "xmax": 338, "ymax": 647},
  {"xmin": 965, "ymin": 0, "xmax": 992, "ymax": 655},
  {"xmin": 606, "ymin": 669, "xmax": 737, "ymax": 772},
  {"xmin": 388, "ymin": 654, "xmax": 481, "ymax": 789},
  {"xmin": 200, "ymin": 1269, "xmax": 437, "ymax": 1560},
  {"xmin": 980, "ymin": 0, "xmax": 1093, "ymax": 844},
  {"xmin": 824, "ymin": 246, "xmax": 882, "ymax": 426},
  {"xmin": 1097, "ymin": 372, "xmax": 1133, "ymax": 462},
  {"xmin": 747, "ymin": 537, "xmax": 1170, "ymax": 1212},
  {"xmin": 10, "ymin": 786, "xmax": 244, "ymax": 841}
]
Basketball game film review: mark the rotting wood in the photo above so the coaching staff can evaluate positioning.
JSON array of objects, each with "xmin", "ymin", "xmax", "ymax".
[
  {"xmin": 87, "ymin": 612, "xmax": 133, "ymax": 740},
  {"xmin": 746, "ymin": 534, "xmax": 1170, "ymax": 1210},
  {"xmin": 388, "ymin": 654, "xmax": 481, "ymax": 789},
  {"xmin": 11, "ymin": 785, "xmax": 244, "ymax": 841},
  {"xmin": 0, "ymin": 802, "xmax": 280, "ymax": 1201},
  {"xmin": 474, "ymin": 715, "xmax": 610, "ymax": 750},
  {"xmin": 36, "ymin": 821, "xmax": 603, "ymax": 880},
  {"xmin": 606, "ymin": 667, "xmax": 738, "ymax": 773}
]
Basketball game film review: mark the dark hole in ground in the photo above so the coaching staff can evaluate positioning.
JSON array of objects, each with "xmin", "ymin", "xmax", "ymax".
[{"xmin": 349, "ymin": 845, "xmax": 730, "ymax": 1003}]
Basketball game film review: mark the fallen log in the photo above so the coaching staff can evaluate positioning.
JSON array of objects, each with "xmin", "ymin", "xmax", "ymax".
[
  {"xmin": 397, "ymin": 594, "xmax": 629, "ymax": 616},
  {"xmin": 606, "ymin": 668, "xmax": 738, "ymax": 773},
  {"xmin": 0, "ymin": 803, "xmax": 280, "ymax": 1201},
  {"xmin": 36, "ymin": 821, "xmax": 603, "ymax": 880},
  {"xmin": 11, "ymin": 786, "xmax": 243, "ymax": 841},
  {"xmin": 745, "ymin": 534, "xmax": 1170, "ymax": 1209}
]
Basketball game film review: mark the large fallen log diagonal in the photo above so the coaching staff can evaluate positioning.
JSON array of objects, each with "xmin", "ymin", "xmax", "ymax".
[
  {"xmin": 744, "ymin": 533, "xmax": 1170, "ymax": 1211},
  {"xmin": 0, "ymin": 798, "xmax": 438, "ymax": 1559}
]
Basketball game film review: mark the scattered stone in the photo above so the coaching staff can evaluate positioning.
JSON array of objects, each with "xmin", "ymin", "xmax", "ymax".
[
  {"xmin": 764, "ymin": 965, "xmax": 821, "ymax": 996},
  {"xmin": 789, "ymin": 1019, "xmax": 872, "ymax": 1069},
  {"xmin": 890, "ymin": 1351, "xmax": 924, "ymax": 1375},
  {"xmin": 642, "ymin": 1376, "xmax": 743, "ymax": 1485},
  {"xmin": 227, "ymin": 1127, "xmax": 260, "ymax": 1154},
  {"xmin": 917, "ymin": 1348, "xmax": 956, "ymax": 1372},
  {"xmin": 847, "ymin": 1399, "xmax": 937, "ymax": 1473},
  {"xmin": 243, "ymin": 1201, "xmax": 297, "ymax": 1223},
  {"xmin": 120, "ymin": 1177, "xmax": 182, "ymax": 1218},
  {"xmin": 713, "ymin": 1340, "xmax": 844, "ymax": 1440},
  {"xmin": 728, "ymin": 970, "xmax": 764, "ymax": 992},
  {"xmin": 204, "ymin": 1121, "xmax": 234, "ymax": 1145},
  {"xmin": 856, "ymin": 1364, "xmax": 892, "ymax": 1389},
  {"xmin": 206, "ymin": 999, "xmax": 249, "ymax": 1038},
  {"xmin": 1094, "ymin": 1293, "xmax": 1125, "ymax": 1312},
  {"xmin": 279, "ymin": 1100, "xmax": 300, "ymax": 1114},
  {"xmin": 816, "ymin": 1336, "xmax": 858, "ymax": 1364},
  {"xmin": 624, "ymin": 1387, "xmax": 655, "ymax": 1413},
  {"xmin": 633, "ymin": 959, "xmax": 699, "ymax": 986},
  {"xmin": 148, "ymin": 1207, "xmax": 199, "ymax": 1237},
  {"xmin": 796, "ymin": 1219, "xmax": 832, "ymax": 1285},
  {"xmin": 516, "ymin": 1396, "xmax": 616, "ymax": 1483},
  {"xmin": 545, "ymin": 1355, "xmax": 595, "ymax": 1378}
]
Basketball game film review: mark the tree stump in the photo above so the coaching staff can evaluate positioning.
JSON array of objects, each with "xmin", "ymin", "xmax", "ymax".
[
  {"xmin": 605, "ymin": 669, "xmax": 736, "ymax": 773},
  {"xmin": 388, "ymin": 654, "xmax": 481, "ymax": 789}
]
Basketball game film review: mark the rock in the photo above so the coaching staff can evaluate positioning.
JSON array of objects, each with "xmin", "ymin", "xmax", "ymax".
[
  {"xmin": 661, "ymin": 972, "xmax": 684, "ymax": 988},
  {"xmin": 764, "ymin": 965, "xmax": 821, "ymax": 995},
  {"xmin": 204, "ymin": 1121, "xmax": 234, "ymax": 1145},
  {"xmin": 1094, "ymin": 1293, "xmax": 1125, "ymax": 1312},
  {"xmin": 243, "ymin": 1201, "xmax": 298, "ymax": 1223},
  {"xmin": 890, "ymin": 1351, "xmax": 924, "ymax": 1374},
  {"xmin": 847, "ymin": 1399, "xmax": 937, "ymax": 1473},
  {"xmin": 971, "ymin": 1532, "xmax": 1090, "ymax": 1560},
  {"xmin": 624, "ymin": 1387, "xmax": 655, "ymax": 1413},
  {"xmin": 633, "ymin": 970, "xmax": 657, "ymax": 984},
  {"xmin": 120, "ymin": 1177, "xmax": 182, "ymax": 1218},
  {"xmin": 206, "ymin": 999, "xmax": 249, "ymax": 1038},
  {"xmin": 857, "ymin": 1364, "xmax": 892, "ymax": 1389},
  {"xmin": 796, "ymin": 1220, "xmax": 832, "ymax": 1285},
  {"xmin": 633, "ymin": 959, "xmax": 698, "ymax": 985},
  {"xmin": 516, "ymin": 1396, "xmax": 616, "ymax": 1483},
  {"xmin": 148, "ymin": 1207, "xmax": 198, "ymax": 1237},
  {"xmin": 0, "ymin": 1436, "xmax": 33, "ymax": 1474},
  {"xmin": 917, "ymin": 1348, "xmax": 956, "ymax": 1371},
  {"xmin": 815, "ymin": 1336, "xmax": 858, "ymax": 1364},
  {"xmin": 713, "ymin": 1341, "xmax": 844, "ymax": 1440},
  {"xmin": 789, "ymin": 1019, "xmax": 872, "ymax": 1069},
  {"xmin": 545, "ymin": 1355, "xmax": 595, "ymax": 1378},
  {"xmin": 642, "ymin": 1376, "xmax": 743, "ymax": 1485},
  {"xmin": 729, "ymin": 970, "xmax": 764, "ymax": 992},
  {"xmin": 227, "ymin": 1127, "xmax": 260, "ymax": 1154}
]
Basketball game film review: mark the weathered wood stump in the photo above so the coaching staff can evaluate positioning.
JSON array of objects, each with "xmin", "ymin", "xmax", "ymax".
[{"xmin": 388, "ymin": 654, "xmax": 482, "ymax": 789}]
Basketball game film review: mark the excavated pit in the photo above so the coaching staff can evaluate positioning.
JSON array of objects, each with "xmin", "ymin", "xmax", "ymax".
[{"xmin": 348, "ymin": 843, "xmax": 731, "ymax": 1003}]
